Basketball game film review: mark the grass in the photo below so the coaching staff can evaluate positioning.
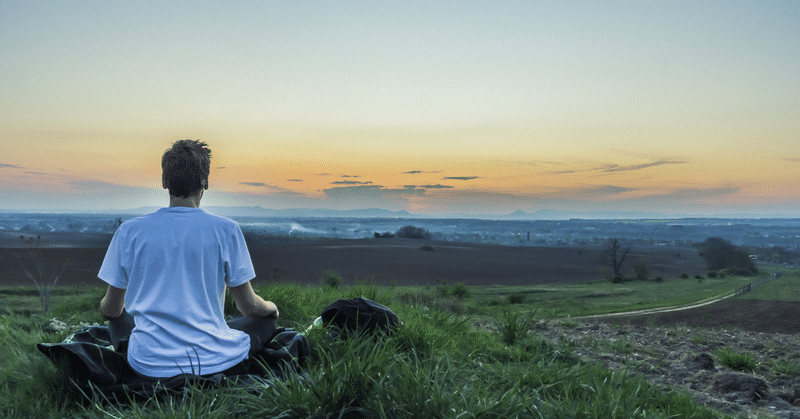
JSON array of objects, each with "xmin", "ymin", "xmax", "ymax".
[
  {"xmin": 464, "ymin": 273, "xmax": 762, "ymax": 319},
  {"xmin": 0, "ymin": 269, "xmax": 768, "ymax": 418},
  {"xmin": 737, "ymin": 267, "xmax": 800, "ymax": 301},
  {"xmin": 714, "ymin": 347, "xmax": 758, "ymax": 372}
]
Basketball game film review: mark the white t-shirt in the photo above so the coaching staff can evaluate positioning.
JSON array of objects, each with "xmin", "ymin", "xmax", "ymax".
[{"xmin": 98, "ymin": 207, "xmax": 255, "ymax": 378}]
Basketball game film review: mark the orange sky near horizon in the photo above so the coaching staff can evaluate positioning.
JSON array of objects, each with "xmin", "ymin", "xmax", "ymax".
[{"xmin": 1, "ymin": 2, "xmax": 798, "ymax": 216}]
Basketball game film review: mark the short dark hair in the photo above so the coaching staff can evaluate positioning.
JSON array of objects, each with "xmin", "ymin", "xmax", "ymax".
[{"xmin": 161, "ymin": 140, "xmax": 212, "ymax": 198}]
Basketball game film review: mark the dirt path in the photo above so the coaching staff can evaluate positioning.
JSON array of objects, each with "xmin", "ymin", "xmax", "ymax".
[{"xmin": 576, "ymin": 291, "xmax": 736, "ymax": 319}]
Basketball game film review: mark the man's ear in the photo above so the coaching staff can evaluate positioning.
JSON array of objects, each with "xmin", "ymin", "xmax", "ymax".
[
  {"xmin": 202, "ymin": 179, "xmax": 208, "ymax": 190},
  {"xmin": 162, "ymin": 173, "xmax": 169, "ymax": 189}
]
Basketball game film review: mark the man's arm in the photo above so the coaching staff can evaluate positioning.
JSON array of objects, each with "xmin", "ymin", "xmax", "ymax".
[
  {"xmin": 229, "ymin": 281, "xmax": 279, "ymax": 318},
  {"xmin": 99, "ymin": 285, "xmax": 126, "ymax": 319}
]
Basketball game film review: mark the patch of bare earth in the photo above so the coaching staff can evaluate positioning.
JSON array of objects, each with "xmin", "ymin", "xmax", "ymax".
[{"xmin": 538, "ymin": 301, "xmax": 800, "ymax": 418}]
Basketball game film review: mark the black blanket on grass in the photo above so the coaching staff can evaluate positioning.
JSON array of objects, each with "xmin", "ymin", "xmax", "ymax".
[{"xmin": 37, "ymin": 325, "xmax": 309, "ymax": 404}]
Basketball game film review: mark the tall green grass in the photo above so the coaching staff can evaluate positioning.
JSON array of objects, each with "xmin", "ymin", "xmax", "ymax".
[{"xmin": 0, "ymin": 279, "xmax": 730, "ymax": 418}]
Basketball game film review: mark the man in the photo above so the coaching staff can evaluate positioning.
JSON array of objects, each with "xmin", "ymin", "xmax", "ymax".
[{"xmin": 98, "ymin": 139, "xmax": 278, "ymax": 378}]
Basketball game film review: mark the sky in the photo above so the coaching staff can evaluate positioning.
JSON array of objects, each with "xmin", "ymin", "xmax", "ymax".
[{"xmin": 1, "ymin": 1, "xmax": 798, "ymax": 217}]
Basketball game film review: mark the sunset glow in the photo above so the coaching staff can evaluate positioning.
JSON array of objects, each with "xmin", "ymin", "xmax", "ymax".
[{"xmin": 2, "ymin": 1, "xmax": 798, "ymax": 216}]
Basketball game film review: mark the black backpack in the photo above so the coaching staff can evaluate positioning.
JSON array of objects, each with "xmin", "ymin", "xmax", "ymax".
[{"xmin": 320, "ymin": 297, "xmax": 400, "ymax": 335}]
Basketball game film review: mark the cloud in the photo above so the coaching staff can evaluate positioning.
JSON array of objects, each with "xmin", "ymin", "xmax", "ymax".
[
  {"xmin": 331, "ymin": 180, "xmax": 373, "ymax": 185},
  {"xmin": 783, "ymin": 158, "xmax": 800, "ymax": 163},
  {"xmin": 341, "ymin": 175, "xmax": 361, "ymax": 178},
  {"xmin": 579, "ymin": 184, "xmax": 635, "ymax": 195},
  {"xmin": 1, "ymin": 163, "xmax": 24, "ymax": 169},
  {"xmin": 443, "ymin": 176, "xmax": 480, "ymax": 180},
  {"xmin": 598, "ymin": 159, "xmax": 688, "ymax": 173},
  {"xmin": 548, "ymin": 159, "xmax": 688, "ymax": 175},
  {"xmin": 239, "ymin": 181, "xmax": 304, "ymax": 196},
  {"xmin": 287, "ymin": 179, "xmax": 303, "ymax": 182},
  {"xmin": 313, "ymin": 173, "xmax": 333, "ymax": 176},
  {"xmin": 421, "ymin": 184, "xmax": 454, "ymax": 189},
  {"xmin": 402, "ymin": 170, "xmax": 442, "ymax": 174}
]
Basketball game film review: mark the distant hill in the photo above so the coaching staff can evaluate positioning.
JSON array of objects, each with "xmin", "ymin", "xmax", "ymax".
[{"xmin": 2, "ymin": 206, "xmax": 797, "ymax": 220}]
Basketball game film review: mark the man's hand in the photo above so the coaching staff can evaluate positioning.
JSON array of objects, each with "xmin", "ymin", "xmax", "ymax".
[
  {"xmin": 99, "ymin": 285, "xmax": 126, "ymax": 319},
  {"xmin": 230, "ymin": 282, "xmax": 279, "ymax": 319}
]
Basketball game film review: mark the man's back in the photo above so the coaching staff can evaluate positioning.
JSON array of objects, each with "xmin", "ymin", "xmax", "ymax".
[{"xmin": 99, "ymin": 207, "xmax": 255, "ymax": 377}]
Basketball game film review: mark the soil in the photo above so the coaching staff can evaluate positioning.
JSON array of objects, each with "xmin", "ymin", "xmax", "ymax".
[
  {"xmin": 0, "ymin": 233, "xmax": 708, "ymax": 288},
  {"xmin": 539, "ymin": 312, "xmax": 800, "ymax": 419}
]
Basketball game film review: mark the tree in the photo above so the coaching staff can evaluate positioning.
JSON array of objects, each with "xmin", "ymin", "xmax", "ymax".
[
  {"xmin": 604, "ymin": 238, "xmax": 631, "ymax": 276},
  {"xmin": 697, "ymin": 237, "xmax": 756, "ymax": 273},
  {"xmin": 14, "ymin": 235, "xmax": 68, "ymax": 312},
  {"xmin": 395, "ymin": 225, "xmax": 430, "ymax": 239}
]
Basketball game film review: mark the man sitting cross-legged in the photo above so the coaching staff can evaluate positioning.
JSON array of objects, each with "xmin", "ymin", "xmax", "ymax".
[{"xmin": 98, "ymin": 139, "xmax": 279, "ymax": 378}]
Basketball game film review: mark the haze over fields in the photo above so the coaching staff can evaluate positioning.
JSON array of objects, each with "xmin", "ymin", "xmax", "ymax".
[{"xmin": 1, "ymin": 2, "xmax": 798, "ymax": 217}]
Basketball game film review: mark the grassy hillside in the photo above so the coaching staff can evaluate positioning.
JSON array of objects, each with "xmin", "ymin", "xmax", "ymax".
[{"xmin": 2, "ymin": 269, "xmax": 780, "ymax": 418}]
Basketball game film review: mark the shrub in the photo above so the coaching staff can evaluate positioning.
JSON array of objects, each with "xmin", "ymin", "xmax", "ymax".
[
  {"xmin": 611, "ymin": 273, "xmax": 625, "ymax": 283},
  {"xmin": 451, "ymin": 283, "xmax": 471, "ymax": 300},
  {"xmin": 632, "ymin": 260, "xmax": 649, "ymax": 281},
  {"xmin": 434, "ymin": 279, "xmax": 449, "ymax": 298},
  {"xmin": 395, "ymin": 225, "xmax": 430, "ymax": 239},
  {"xmin": 723, "ymin": 266, "xmax": 758, "ymax": 277},
  {"xmin": 492, "ymin": 310, "xmax": 539, "ymax": 346},
  {"xmin": 679, "ymin": 273, "xmax": 689, "ymax": 279},
  {"xmin": 419, "ymin": 245, "xmax": 435, "ymax": 251},
  {"xmin": 716, "ymin": 347, "xmax": 757, "ymax": 371},
  {"xmin": 507, "ymin": 292, "xmax": 525, "ymax": 305},
  {"xmin": 320, "ymin": 269, "xmax": 343, "ymax": 289},
  {"xmin": 654, "ymin": 276, "xmax": 664, "ymax": 282},
  {"xmin": 771, "ymin": 360, "xmax": 800, "ymax": 376},
  {"xmin": 707, "ymin": 271, "xmax": 718, "ymax": 278}
]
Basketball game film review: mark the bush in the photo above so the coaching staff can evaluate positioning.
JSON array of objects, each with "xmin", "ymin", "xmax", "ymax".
[
  {"xmin": 611, "ymin": 273, "xmax": 625, "ymax": 283},
  {"xmin": 419, "ymin": 245, "xmax": 435, "ymax": 251},
  {"xmin": 395, "ymin": 225, "xmax": 430, "ymax": 239},
  {"xmin": 632, "ymin": 260, "xmax": 649, "ymax": 281},
  {"xmin": 654, "ymin": 276, "xmax": 664, "ymax": 283},
  {"xmin": 451, "ymin": 283, "xmax": 470, "ymax": 300},
  {"xmin": 320, "ymin": 269, "xmax": 343, "ymax": 289},
  {"xmin": 679, "ymin": 273, "xmax": 689, "ymax": 279},
  {"xmin": 434, "ymin": 280, "xmax": 449, "ymax": 298},
  {"xmin": 493, "ymin": 310, "xmax": 539, "ymax": 346},
  {"xmin": 716, "ymin": 347, "xmax": 757, "ymax": 371},
  {"xmin": 707, "ymin": 271, "xmax": 718, "ymax": 278},
  {"xmin": 507, "ymin": 292, "xmax": 525, "ymax": 305},
  {"xmin": 723, "ymin": 266, "xmax": 758, "ymax": 277}
]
